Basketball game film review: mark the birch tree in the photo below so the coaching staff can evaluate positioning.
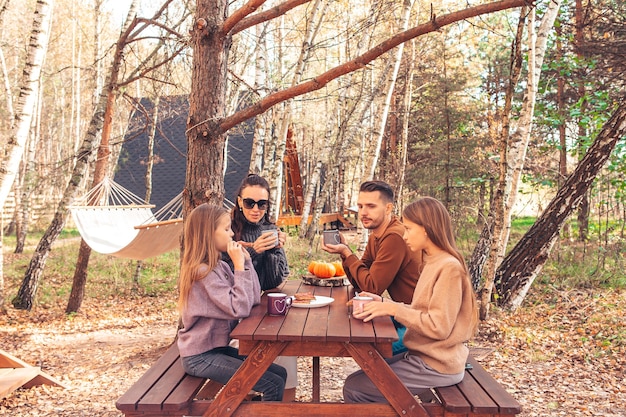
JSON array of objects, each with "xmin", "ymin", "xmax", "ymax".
[
  {"xmin": 0, "ymin": 0, "xmax": 53, "ymax": 312},
  {"xmin": 266, "ymin": 0, "xmax": 327, "ymax": 221},
  {"xmin": 368, "ymin": 0, "xmax": 414, "ymax": 180},
  {"xmin": 473, "ymin": 0, "xmax": 561, "ymax": 319}
]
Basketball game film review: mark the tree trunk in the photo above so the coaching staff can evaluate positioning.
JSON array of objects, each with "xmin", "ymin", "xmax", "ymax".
[
  {"xmin": 496, "ymin": 98, "xmax": 626, "ymax": 310},
  {"xmin": 250, "ymin": 20, "xmax": 270, "ymax": 175},
  {"xmin": 556, "ymin": 21, "xmax": 570, "ymax": 238},
  {"xmin": 1, "ymin": 0, "xmax": 53, "ymax": 311},
  {"xmin": 15, "ymin": 80, "xmax": 42, "ymax": 254},
  {"xmin": 0, "ymin": 0, "xmax": 52, "ymax": 212},
  {"xmin": 268, "ymin": 0, "xmax": 326, "ymax": 221},
  {"xmin": 185, "ymin": 0, "xmax": 231, "ymax": 212},
  {"xmin": 477, "ymin": 0, "xmax": 561, "ymax": 319},
  {"xmin": 575, "ymin": 0, "xmax": 589, "ymax": 241},
  {"xmin": 65, "ymin": 240, "xmax": 90, "ymax": 313},
  {"xmin": 65, "ymin": 1, "xmax": 141, "ymax": 314},
  {"xmin": 132, "ymin": 95, "xmax": 160, "ymax": 291},
  {"xmin": 368, "ymin": 0, "xmax": 414, "ymax": 181},
  {"xmin": 298, "ymin": 159, "xmax": 323, "ymax": 238},
  {"xmin": 477, "ymin": 7, "xmax": 526, "ymax": 320},
  {"xmin": 13, "ymin": 161, "xmax": 25, "ymax": 253}
]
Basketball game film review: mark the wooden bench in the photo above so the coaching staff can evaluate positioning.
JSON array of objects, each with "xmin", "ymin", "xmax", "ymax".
[
  {"xmin": 0, "ymin": 349, "xmax": 66, "ymax": 399},
  {"xmin": 430, "ymin": 356, "xmax": 521, "ymax": 416},
  {"xmin": 116, "ymin": 343, "xmax": 223, "ymax": 416},
  {"xmin": 117, "ymin": 343, "xmax": 520, "ymax": 417}
]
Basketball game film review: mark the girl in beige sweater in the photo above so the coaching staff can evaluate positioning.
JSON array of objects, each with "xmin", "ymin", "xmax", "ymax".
[{"xmin": 344, "ymin": 196, "xmax": 478, "ymax": 403}]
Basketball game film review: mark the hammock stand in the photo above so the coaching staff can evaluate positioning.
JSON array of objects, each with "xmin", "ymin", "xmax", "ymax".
[{"xmin": 69, "ymin": 178, "xmax": 183, "ymax": 260}]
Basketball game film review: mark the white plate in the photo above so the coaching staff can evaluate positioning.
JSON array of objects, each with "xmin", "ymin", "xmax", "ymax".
[{"xmin": 291, "ymin": 295, "xmax": 334, "ymax": 308}]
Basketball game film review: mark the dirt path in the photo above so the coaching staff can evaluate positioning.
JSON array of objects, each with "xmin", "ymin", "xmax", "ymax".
[{"xmin": 1, "ymin": 287, "xmax": 624, "ymax": 416}]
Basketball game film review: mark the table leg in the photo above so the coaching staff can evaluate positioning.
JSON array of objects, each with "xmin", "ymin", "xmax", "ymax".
[
  {"xmin": 312, "ymin": 356, "xmax": 320, "ymax": 402},
  {"xmin": 344, "ymin": 343, "xmax": 429, "ymax": 417},
  {"xmin": 203, "ymin": 340, "xmax": 286, "ymax": 417}
]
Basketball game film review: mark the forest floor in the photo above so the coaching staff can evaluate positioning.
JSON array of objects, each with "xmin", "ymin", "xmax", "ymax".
[{"xmin": 1, "ymin": 254, "xmax": 625, "ymax": 416}]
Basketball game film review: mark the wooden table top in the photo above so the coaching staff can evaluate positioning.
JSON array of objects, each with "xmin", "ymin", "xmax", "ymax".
[
  {"xmin": 206, "ymin": 279, "xmax": 428, "ymax": 417},
  {"xmin": 231, "ymin": 279, "xmax": 398, "ymax": 357}
]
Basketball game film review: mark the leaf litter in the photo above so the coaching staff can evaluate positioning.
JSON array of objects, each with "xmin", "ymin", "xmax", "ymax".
[{"xmin": 1, "ymin": 282, "xmax": 624, "ymax": 416}]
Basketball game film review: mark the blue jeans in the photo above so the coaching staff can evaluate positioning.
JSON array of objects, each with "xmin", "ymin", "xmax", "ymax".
[
  {"xmin": 181, "ymin": 346, "xmax": 287, "ymax": 401},
  {"xmin": 392, "ymin": 317, "xmax": 408, "ymax": 355}
]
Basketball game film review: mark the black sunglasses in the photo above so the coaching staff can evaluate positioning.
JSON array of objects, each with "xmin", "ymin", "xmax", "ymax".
[{"xmin": 241, "ymin": 198, "xmax": 269, "ymax": 210}]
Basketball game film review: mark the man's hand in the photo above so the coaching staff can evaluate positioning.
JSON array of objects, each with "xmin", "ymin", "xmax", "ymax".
[{"xmin": 320, "ymin": 232, "xmax": 352, "ymax": 258}]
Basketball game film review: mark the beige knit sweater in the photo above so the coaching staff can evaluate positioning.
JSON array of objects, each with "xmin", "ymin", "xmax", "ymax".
[{"xmin": 393, "ymin": 251, "xmax": 478, "ymax": 375}]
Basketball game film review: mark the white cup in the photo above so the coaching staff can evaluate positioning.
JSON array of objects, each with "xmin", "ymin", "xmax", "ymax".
[
  {"xmin": 352, "ymin": 295, "xmax": 373, "ymax": 315},
  {"xmin": 262, "ymin": 228, "xmax": 279, "ymax": 247}
]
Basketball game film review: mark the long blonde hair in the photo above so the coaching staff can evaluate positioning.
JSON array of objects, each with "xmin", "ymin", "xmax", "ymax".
[{"xmin": 178, "ymin": 203, "xmax": 229, "ymax": 312}]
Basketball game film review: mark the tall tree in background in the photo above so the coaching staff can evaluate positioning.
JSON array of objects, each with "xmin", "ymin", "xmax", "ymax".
[
  {"xmin": 496, "ymin": 98, "xmax": 626, "ymax": 309},
  {"xmin": 477, "ymin": 0, "xmax": 562, "ymax": 319},
  {"xmin": 0, "ymin": 0, "xmax": 53, "ymax": 312},
  {"xmin": 184, "ymin": 0, "xmax": 527, "ymax": 217}
]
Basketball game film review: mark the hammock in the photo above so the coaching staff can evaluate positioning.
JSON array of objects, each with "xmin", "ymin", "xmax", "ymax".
[{"xmin": 69, "ymin": 178, "xmax": 183, "ymax": 260}]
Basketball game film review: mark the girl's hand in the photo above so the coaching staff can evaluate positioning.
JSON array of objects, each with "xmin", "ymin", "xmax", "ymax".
[
  {"xmin": 352, "ymin": 298, "xmax": 397, "ymax": 322},
  {"xmin": 227, "ymin": 241, "xmax": 246, "ymax": 271}
]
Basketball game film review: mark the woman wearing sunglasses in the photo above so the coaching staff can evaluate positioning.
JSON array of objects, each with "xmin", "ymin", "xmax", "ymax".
[
  {"xmin": 226, "ymin": 174, "xmax": 290, "ymax": 291},
  {"xmin": 224, "ymin": 174, "xmax": 296, "ymax": 400}
]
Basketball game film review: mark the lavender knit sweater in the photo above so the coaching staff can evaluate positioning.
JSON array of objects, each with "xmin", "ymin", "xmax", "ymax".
[{"xmin": 177, "ymin": 258, "xmax": 260, "ymax": 357}]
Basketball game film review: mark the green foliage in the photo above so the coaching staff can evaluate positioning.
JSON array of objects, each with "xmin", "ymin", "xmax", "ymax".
[
  {"xmin": 3, "ymin": 233, "xmax": 179, "ymax": 309},
  {"xmin": 3, "ymin": 217, "xmax": 625, "ymax": 311}
]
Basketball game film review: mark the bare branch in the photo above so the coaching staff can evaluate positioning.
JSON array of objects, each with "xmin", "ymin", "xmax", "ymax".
[
  {"xmin": 127, "ymin": 0, "xmax": 177, "ymax": 42},
  {"xmin": 131, "ymin": 17, "xmax": 186, "ymax": 41},
  {"xmin": 119, "ymin": 44, "xmax": 187, "ymax": 87},
  {"xmin": 220, "ymin": 0, "xmax": 530, "ymax": 132},
  {"xmin": 223, "ymin": 0, "xmax": 267, "ymax": 35},
  {"xmin": 230, "ymin": 0, "xmax": 313, "ymax": 35}
]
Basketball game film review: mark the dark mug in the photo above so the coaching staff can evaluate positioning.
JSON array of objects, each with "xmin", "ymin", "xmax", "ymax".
[
  {"xmin": 267, "ymin": 293, "xmax": 293, "ymax": 316},
  {"xmin": 323, "ymin": 230, "xmax": 341, "ymax": 245}
]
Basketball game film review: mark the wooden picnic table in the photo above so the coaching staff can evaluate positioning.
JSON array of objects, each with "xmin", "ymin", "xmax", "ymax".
[{"xmin": 202, "ymin": 279, "xmax": 429, "ymax": 417}]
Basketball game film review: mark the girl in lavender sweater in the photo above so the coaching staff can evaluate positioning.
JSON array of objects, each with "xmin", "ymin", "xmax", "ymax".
[{"xmin": 177, "ymin": 203, "xmax": 286, "ymax": 401}]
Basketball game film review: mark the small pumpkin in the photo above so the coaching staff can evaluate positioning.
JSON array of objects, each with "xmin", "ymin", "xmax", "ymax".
[
  {"xmin": 307, "ymin": 260, "xmax": 318, "ymax": 275},
  {"xmin": 332, "ymin": 261, "xmax": 345, "ymax": 277},
  {"xmin": 313, "ymin": 262, "xmax": 336, "ymax": 278}
]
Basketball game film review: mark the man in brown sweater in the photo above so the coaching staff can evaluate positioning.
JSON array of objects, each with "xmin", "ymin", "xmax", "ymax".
[{"xmin": 322, "ymin": 180, "xmax": 422, "ymax": 304}]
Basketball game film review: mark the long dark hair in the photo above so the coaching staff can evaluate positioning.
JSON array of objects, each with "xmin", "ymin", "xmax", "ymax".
[{"xmin": 231, "ymin": 173, "xmax": 272, "ymax": 239}]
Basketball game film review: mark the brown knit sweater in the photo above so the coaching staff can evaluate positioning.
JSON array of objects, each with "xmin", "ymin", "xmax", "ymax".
[
  {"xmin": 343, "ymin": 217, "xmax": 422, "ymax": 304},
  {"xmin": 393, "ymin": 251, "xmax": 478, "ymax": 374}
]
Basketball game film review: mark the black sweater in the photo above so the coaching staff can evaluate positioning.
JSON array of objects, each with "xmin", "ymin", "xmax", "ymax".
[{"xmin": 223, "ymin": 220, "xmax": 290, "ymax": 291}]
